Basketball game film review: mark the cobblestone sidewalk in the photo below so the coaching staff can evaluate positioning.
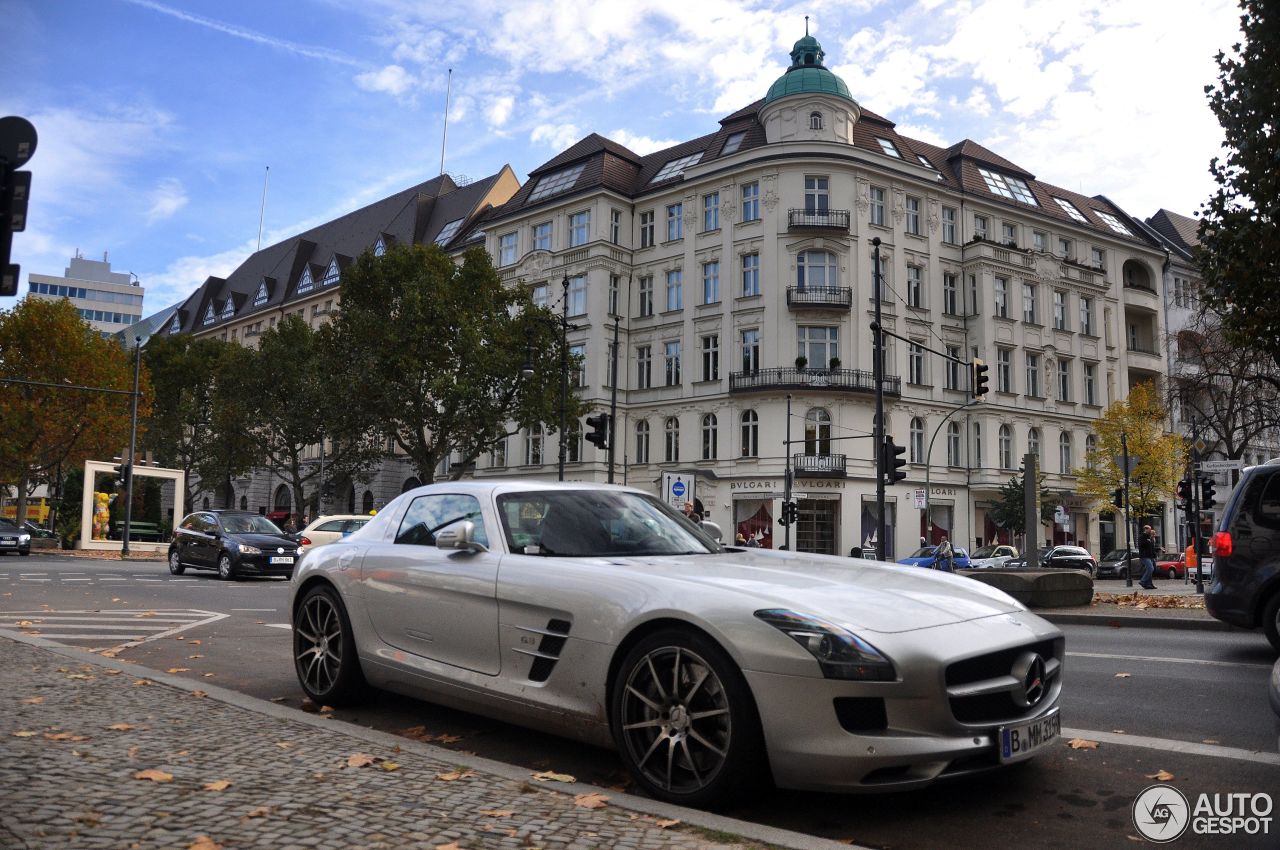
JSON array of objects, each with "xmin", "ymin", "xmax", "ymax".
[{"xmin": 0, "ymin": 636, "xmax": 775, "ymax": 850}]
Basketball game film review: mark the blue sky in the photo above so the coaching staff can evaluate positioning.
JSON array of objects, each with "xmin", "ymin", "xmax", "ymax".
[{"xmin": 2, "ymin": 0, "xmax": 1240, "ymax": 313}]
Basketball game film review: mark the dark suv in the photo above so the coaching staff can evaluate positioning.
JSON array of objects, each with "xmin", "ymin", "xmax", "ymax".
[
  {"xmin": 168, "ymin": 510, "xmax": 300, "ymax": 580},
  {"xmin": 1206, "ymin": 459, "xmax": 1280, "ymax": 651}
]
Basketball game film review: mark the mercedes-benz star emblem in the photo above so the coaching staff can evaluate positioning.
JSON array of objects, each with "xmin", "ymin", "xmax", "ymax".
[{"xmin": 1011, "ymin": 651, "xmax": 1047, "ymax": 708}]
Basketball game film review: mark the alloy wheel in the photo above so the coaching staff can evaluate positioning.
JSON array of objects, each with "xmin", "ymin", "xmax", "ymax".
[
  {"xmin": 217, "ymin": 554, "xmax": 234, "ymax": 580},
  {"xmin": 295, "ymin": 593, "xmax": 343, "ymax": 697},
  {"xmin": 618, "ymin": 645, "xmax": 732, "ymax": 795},
  {"xmin": 168, "ymin": 550, "xmax": 184, "ymax": 575}
]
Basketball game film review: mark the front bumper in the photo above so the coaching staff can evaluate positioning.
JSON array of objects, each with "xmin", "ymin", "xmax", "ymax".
[
  {"xmin": 0, "ymin": 538, "xmax": 30, "ymax": 555},
  {"xmin": 746, "ymin": 614, "xmax": 1064, "ymax": 792},
  {"xmin": 233, "ymin": 553, "xmax": 297, "ymax": 577}
]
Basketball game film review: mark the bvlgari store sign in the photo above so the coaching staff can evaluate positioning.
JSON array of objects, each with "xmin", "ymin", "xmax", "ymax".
[{"xmin": 730, "ymin": 478, "xmax": 848, "ymax": 497}]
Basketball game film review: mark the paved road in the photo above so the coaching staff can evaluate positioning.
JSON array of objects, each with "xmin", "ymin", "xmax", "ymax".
[{"xmin": 4, "ymin": 554, "xmax": 1278, "ymax": 850}]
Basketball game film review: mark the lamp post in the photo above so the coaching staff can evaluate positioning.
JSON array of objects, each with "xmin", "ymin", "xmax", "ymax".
[
  {"xmin": 871, "ymin": 237, "xmax": 886, "ymax": 558},
  {"xmin": 520, "ymin": 273, "xmax": 574, "ymax": 482},
  {"xmin": 122, "ymin": 335, "xmax": 142, "ymax": 558}
]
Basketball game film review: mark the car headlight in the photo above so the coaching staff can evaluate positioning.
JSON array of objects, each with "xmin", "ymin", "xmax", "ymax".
[
  {"xmin": 18, "ymin": 533, "xmax": 30, "ymax": 544},
  {"xmin": 237, "ymin": 543, "xmax": 261, "ymax": 555},
  {"xmin": 755, "ymin": 609, "xmax": 896, "ymax": 681}
]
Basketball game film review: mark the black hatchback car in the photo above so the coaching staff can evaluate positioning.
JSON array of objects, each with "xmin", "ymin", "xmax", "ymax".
[
  {"xmin": 1007, "ymin": 545, "xmax": 1097, "ymax": 578},
  {"xmin": 168, "ymin": 510, "xmax": 300, "ymax": 580},
  {"xmin": 1206, "ymin": 459, "xmax": 1280, "ymax": 651}
]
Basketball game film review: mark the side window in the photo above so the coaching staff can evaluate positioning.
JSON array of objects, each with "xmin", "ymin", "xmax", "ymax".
[
  {"xmin": 395, "ymin": 494, "xmax": 489, "ymax": 547},
  {"xmin": 1253, "ymin": 473, "xmax": 1280, "ymax": 531},
  {"xmin": 199, "ymin": 514, "xmax": 218, "ymax": 533},
  {"xmin": 316, "ymin": 520, "xmax": 347, "ymax": 532},
  {"xmin": 180, "ymin": 515, "xmax": 198, "ymax": 531}
]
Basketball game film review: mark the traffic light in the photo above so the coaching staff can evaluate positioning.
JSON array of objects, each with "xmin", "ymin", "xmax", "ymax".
[
  {"xmin": 883, "ymin": 436, "xmax": 907, "ymax": 483},
  {"xmin": 1200, "ymin": 478, "xmax": 1217, "ymax": 509},
  {"xmin": 584, "ymin": 413, "xmax": 610, "ymax": 450},
  {"xmin": 1, "ymin": 116, "xmax": 38, "ymax": 298},
  {"xmin": 112, "ymin": 463, "xmax": 129, "ymax": 488},
  {"xmin": 971, "ymin": 358, "xmax": 990, "ymax": 399},
  {"xmin": 1111, "ymin": 487, "xmax": 1124, "ymax": 509},
  {"xmin": 779, "ymin": 500, "xmax": 798, "ymax": 526},
  {"xmin": 1175, "ymin": 479, "xmax": 1189, "ymax": 505}
]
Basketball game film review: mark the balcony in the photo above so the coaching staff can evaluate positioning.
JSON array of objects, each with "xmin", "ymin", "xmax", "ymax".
[
  {"xmin": 787, "ymin": 208, "xmax": 850, "ymax": 232},
  {"xmin": 787, "ymin": 285, "xmax": 853, "ymax": 309},
  {"xmin": 793, "ymin": 453, "xmax": 847, "ymax": 478},
  {"xmin": 729, "ymin": 367, "xmax": 901, "ymax": 397}
]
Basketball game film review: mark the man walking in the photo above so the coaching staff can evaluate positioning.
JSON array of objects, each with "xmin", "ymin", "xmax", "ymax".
[
  {"xmin": 935, "ymin": 536, "xmax": 955, "ymax": 572},
  {"xmin": 1138, "ymin": 525, "xmax": 1158, "ymax": 589}
]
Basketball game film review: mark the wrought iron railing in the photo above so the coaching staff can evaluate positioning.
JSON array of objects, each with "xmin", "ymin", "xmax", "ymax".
[
  {"xmin": 786, "ymin": 286, "xmax": 853, "ymax": 307},
  {"xmin": 729, "ymin": 367, "xmax": 901, "ymax": 396},
  {"xmin": 793, "ymin": 454, "xmax": 847, "ymax": 476},
  {"xmin": 787, "ymin": 208, "xmax": 851, "ymax": 230}
]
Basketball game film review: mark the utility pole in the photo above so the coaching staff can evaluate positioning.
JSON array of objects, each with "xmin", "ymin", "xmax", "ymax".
[
  {"xmin": 608, "ymin": 314, "xmax": 620, "ymax": 484},
  {"xmin": 1023, "ymin": 452, "xmax": 1039, "ymax": 569},
  {"xmin": 122, "ymin": 336, "xmax": 142, "ymax": 558},
  {"xmin": 557, "ymin": 274, "xmax": 569, "ymax": 482},
  {"xmin": 783, "ymin": 394, "xmax": 793, "ymax": 551},
  {"xmin": 1122, "ymin": 431, "xmax": 1134, "ymax": 589},
  {"xmin": 871, "ymin": 238, "xmax": 886, "ymax": 559}
]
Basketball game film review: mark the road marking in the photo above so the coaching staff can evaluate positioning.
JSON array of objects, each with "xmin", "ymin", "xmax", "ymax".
[
  {"xmin": 1062, "ymin": 727, "xmax": 1280, "ymax": 766},
  {"xmin": 18, "ymin": 573, "xmax": 47, "ymax": 576},
  {"xmin": 265, "ymin": 623, "xmax": 291, "ymax": 630},
  {"xmin": 19, "ymin": 578, "xmax": 51, "ymax": 582},
  {"xmin": 0, "ymin": 608, "xmax": 228, "ymax": 650},
  {"xmin": 1067, "ymin": 651, "xmax": 1272, "ymax": 670},
  {"xmin": 63, "ymin": 578, "xmax": 92, "ymax": 582},
  {"xmin": 232, "ymin": 608, "xmax": 277, "ymax": 611}
]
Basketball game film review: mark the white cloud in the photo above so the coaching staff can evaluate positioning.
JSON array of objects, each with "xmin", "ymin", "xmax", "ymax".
[
  {"xmin": 355, "ymin": 64, "xmax": 416, "ymax": 96},
  {"xmin": 606, "ymin": 129, "xmax": 681, "ymax": 155},
  {"xmin": 487, "ymin": 95, "xmax": 515, "ymax": 128},
  {"xmin": 531, "ymin": 123, "xmax": 583, "ymax": 151},
  {"xmin": 147, "ymin": 178, "xmax": 188, "ymax": 224}
]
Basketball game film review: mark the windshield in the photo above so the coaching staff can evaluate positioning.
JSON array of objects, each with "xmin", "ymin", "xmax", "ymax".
[
  {"xmin": 219, "ymin": 514, "xmax": 284, "ymax": 535},
  {"xmin": 497, "ymin": 490, "xmax": 719, "ymax": 557},
  {"xmin": 971, "ymin": 546, "xmax": 998, "ymax": 558},
  {"xmin": 1101, "ymin": 549, "xmax": 1130, "ymax": 561},
  {"xmin": 907, "ymin": 547, "xmax": 937, "ymax": 558},
  {"xmin": 1056, "ymin": 547, "xmax": 1089, "ymax": 556}
]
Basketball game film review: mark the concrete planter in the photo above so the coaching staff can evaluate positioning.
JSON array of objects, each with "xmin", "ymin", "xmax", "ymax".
[{"xmin": 959, "ymin": 568, "xmax": 1094, "ymax": 608}]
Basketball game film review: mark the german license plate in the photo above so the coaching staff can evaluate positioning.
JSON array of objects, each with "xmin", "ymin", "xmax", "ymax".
[
  {"xmin": 0, "ymin": 537, "xmax": 15, "ymax": 546},
  {"xmin": 269, "ymin": 556, "xmax": 294, "ymax": 564},
  {"xmin": 999, "ymin": 709, "xmax": 1060, "ymax": 762}
]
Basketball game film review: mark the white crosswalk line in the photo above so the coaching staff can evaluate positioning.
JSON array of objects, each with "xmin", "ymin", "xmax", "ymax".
[{"xmin": 0, "ymin": 608, "xmax": 229, "ymax": 649}]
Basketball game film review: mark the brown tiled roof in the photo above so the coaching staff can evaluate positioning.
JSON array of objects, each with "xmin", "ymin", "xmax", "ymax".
[
  {"xmin": 528, "ymin": 133, "xmax": 644, "ymax": 176},
  {"xmin": 943, "ymin": 140, "xmax": 1034, "ymax": 179}
]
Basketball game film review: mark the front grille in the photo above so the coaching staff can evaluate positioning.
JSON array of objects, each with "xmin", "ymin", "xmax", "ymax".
[
  {"xmin": 945, "ymin": 638, "xmax": 1061, "ymax": 686},
  {"xmin": 946, "ymin": 638, "xmax": 1063, "ymax": 725}
]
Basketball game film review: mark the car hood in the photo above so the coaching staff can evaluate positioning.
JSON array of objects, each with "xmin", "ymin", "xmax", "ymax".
[
  {"xmin": 602, "ymin": 551, "xmax": 1025, "ymax": 633},
  {"xmin": 233, "ymin": 533, "xmax": 298, "ymax": 550}
]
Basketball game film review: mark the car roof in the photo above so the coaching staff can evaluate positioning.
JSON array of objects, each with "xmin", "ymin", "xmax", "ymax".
[
  {"xmin": 405, "ymin": 479, "xmax": 646, "ymax": 497},
  {"xmin": 311, "ymin": 514, "xmax": 371, "ymax": 522}
]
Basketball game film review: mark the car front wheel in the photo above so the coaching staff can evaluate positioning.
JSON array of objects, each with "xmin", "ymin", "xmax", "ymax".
[
  {"xmin": 168, "ymin": 549, "xmax": 185, "ymax": 575},
  {"xmin": 1262, "ymin": 593, "xmax": 1280, "ymax": 654},
  {"xmin": 610, "ymin": 629, "xmax": 766, "ymax": 808},
  {"xmin": 217, "ymin": 552, "xmax": 236, "ymax": 581},
  {"xmin": 293, "ymin": 584, "xmax": 366, "ymax": 705}
]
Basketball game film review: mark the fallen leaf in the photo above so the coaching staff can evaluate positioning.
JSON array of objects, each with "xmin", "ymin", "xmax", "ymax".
[
  {"xmin": 21, "ymin": 696, "xmax": 44, "ymax": 704},
  {"xmin": 134, "ymin": 769, "xmax": 174, "ymax": 783},
  {"xmin": 269, "ymin": 697, "xmax": 287, "ymax": 703},
  {"xmin": 132, "ymin": 679, "xmax": 152, "ymax": 687},
  {"xmin": 65, "ymin": 673, "xmax": 91, "ymax": 680},
  {"xmin": 1067, "ymin": 738, "xmax": 1100, "ymax": 750},
  {"xmin": 99, "ymin": 650, "xmax": 119, "ymax": 659},
  {"xmin": 188, "ymin": 639, "xmax": 202, "ymax": 645},
  {"xmin": 12, "ymin": 731, "xmax": 37, "ymax": 738},
  {"xmin": 1203, "ymin": 739, "xmax": 1220, "ymax": 744},
  {"xmin": 434, "ymin": 843, "xmax": 461, "ymax": 850},
  {"xmin": 187, "ymin": 654, "xmax": 204, "ymax": 659},
  {"xmin": 203, "ymin": 780, "xmax": 232, "ymax": 792},
  {"xmin": 320, "ymin": 705, "xmax": 334, "ymax": 713},
  {"xmin": 190, "ymin": 691, "xmax": 208, "ymax": 698},
  {"xmin": 127, "ymin": 746, "xmax": 140, "ymax": 759},
  {"xmin": 188, "ymin": 836, "xmax": 221, "ymax": 850},
  {"xmin": 45, "ymin": 731, "xmax": 90, "ymax": 741},
  {"xmin": 203, "ymin": 673, "xmax": 215, "ymax": 678},
  {"xmin": 244, "ymin": 806, "xmax": 270, "ymax": 818},
  {"xmin": 1114, "ymin": 673, "xmax": 1131, "ymax": 678},
  {"xmin": 107, "ymin": 723, "xmax": 135, "ymax": 731},
  {"xmin": 104, "ymin": 669, "xmax": 123, "ymax": 675},
  {"xmin": 655, "ymin": 818, "xmax": 681, "ymax": 828},
  {"xmin": 1146, "ymin": 770, "xmax": 1175, "ymax": 781},
  {"xmin": 436, "ymin": 769, "xmax": 474, "ymax": 781},
  {"xmin": 276, "ymin": 742, "xmax": 294, "ymax": 749},
  {"xmin": 301, "ymin": 699, "xmax": 320, "ymax": 713},
  {"xmin": 346, "ymin": 754, "xmax": 376, "ymax": 768},
  {"xmin": 378, "ymin": 761, "xmax": 401, "ymax": 772},
  {"xmin": 166, "ymin": 668, "xmax": 190, "ymax": 673},
  {"xmin": 15, "ymin": 619, "xmax": 34, "ymax": 626},
  {"xmin": 574, "ymin": 792, "xmax": 609, "ymax": 809},
  {"xmin": 531, "ymin": 770, "xmax": 575, "ymax": 783},
  {"xmin": 480, "ymin": 810, "xmax": 514, "ymax": 818}
]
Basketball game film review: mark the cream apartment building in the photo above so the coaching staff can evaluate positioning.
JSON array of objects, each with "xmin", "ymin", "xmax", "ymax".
[{"xmin": 27, "ymin": 252, "xmax": 145, "ymax": 336}]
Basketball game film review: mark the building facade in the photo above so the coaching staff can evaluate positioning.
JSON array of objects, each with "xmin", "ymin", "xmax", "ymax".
[
  {"xmin": 27, "ymin": 252, "xmax": 145, "ymax": 335},
  {"xmin": 168, "ymin": 32, "xmax": 1177, "ymax": 557}
]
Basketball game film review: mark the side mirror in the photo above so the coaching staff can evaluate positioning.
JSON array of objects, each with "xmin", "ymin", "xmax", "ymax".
[{"xmin": 435, "ymin": 520, "xmax": 487, "ymax": 553}]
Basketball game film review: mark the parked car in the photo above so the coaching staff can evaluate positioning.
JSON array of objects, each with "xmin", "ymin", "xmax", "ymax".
[
  {"xmin": 896, "ymin": 545, "xmax": 971, "ymax": 570},
  {"xmin": 1097, "ymin": 549, "xmax": 1141, "ymax": 580},
  {"xmin": 1190, "ymin": 557, "xmax": 1215, "ymax": 582},
  {"xmin": 168, "ymin": 510, "xmax": 301, "ymax": 580},
  {"xmin": 1156, "ymin": 551, "xmax": 1188, "ymax": 580},
  {"xmin": 0, "ymin": 518, "xmax": 32, "ymax": 556},
  {"xmin": 20, "ymin": 521, "xmax": 56, "ymax": 539},
  {"xmin": 968, "ymin": 544, "xmax": 1019, "ymax": 569},
  {"xmin": 1206, "ymin": 458, "xmax": 1280, "ymax": 651},
  {"xmin": 297, "ymin": 514, "xmax": 372, "ymax": 550},
  {"xmin": 1005, "ymin": 546, "xmax": 1097, "ymax": 578},
  {"xmin": 291, "ymin": 481, "xmax": 1064, "ymax": 806}
]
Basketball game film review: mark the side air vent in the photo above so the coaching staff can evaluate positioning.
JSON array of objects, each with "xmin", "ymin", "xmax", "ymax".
[{"xmin": 515, "ymin": 619, "xmax": 572, "ymax": 683}]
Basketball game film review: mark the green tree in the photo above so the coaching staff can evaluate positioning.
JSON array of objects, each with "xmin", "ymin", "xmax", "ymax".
[
  {"xmin": 141, "ymin": 333, "xmax": 257, "ymax": 510},
  {"xmin": 1198, "ymin": 1, "xmax": 1280, "ymax": 365},
  {"xmin": 322, "ymin": 243, "xmax": 576, "ymax": 483},
  {"xmin": 1075, "ymin": 383, "xmax": 1186, "ymax": 518},
  {"xmin": 0, "ymin": 298, "xmax": 147, "ymax": 526},
  {"xmin": 241, "ymin": 315, "xmax": 383, "ymax": 519},
  {"xmin": 989, "ymin": 472, "xmax": 1058, "ymax": 541}
]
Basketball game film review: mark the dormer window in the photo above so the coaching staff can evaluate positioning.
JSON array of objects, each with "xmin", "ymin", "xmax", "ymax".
[
  {"xmin": 323, "ymin": 258, "xmax": 340, "ymax": 285},
  {"xmin": 220, "ymin": 299, "xmax": 234, "ymax": 320},
  {"xmin": 650, "ymin": 152, "xmax": 704, "ymax": 183},
  {"xmin": 253, "ymin": 281, "xmax": 268, "ymax": 307},
  {"xmin": 168, "ymin": 314, "xmax": 181, "ymax": 334},
  {"xmin": 876, "ymin": 138, "xmax": 902, "ymax": 158},
  {"xmin": 1053, "ymin": 197, "xmax": 1089, "ymax": 224},
  {"xmin": 720, "ymin": 131, "xmax": 745, "ymax": 155},
  {"xmin": 527, "ymin": 163, "xmax": 587, "ymax": 202},
  {"xmin": 1095, "ymin": 211, "xmax": 1133, "ymax": 236},
  {"xmin": 202, "ymin": 304, "xmax": 216, "ymax": 326},
  {"xmin": 297, "ymin": 267, "xmax": 314, "ymax": 294},
  {"xmin": 434, "ymin": 218, "xmax": 463, "ymax": 246},
  {"xmin": 373, "ymin": 237, "xmax": 386, "ymax": 257},
  {"xmin": 978, "ymin": 167, "xmax": 1038, "ymax": 206},
  {"xmin": 809, "ymin": 112, "xmax": 823, "ymax": 130}
]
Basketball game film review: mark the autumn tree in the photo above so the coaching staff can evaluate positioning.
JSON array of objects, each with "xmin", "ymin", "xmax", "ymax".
[
  {"xmin": 322, "ymin": 243, "xmax": 576, "ymax": 483},
  {"xmin": 141, "ymin": 333, "xmax": 258, "ymax": 511},
  {"xmin": 1197, "ymin": 0, "xmax": 1280, "ymax": 366},
  {"xmin": 1075, "ymin": 383, "xmax": 1186, "ymax": 521},
  {"xmin": 0, "ymin": 298, "xmax": 149, "ymax": 525},
  {"xmin": 989, "ymin": 472, "xmax": 1058, "ymax": 544}
]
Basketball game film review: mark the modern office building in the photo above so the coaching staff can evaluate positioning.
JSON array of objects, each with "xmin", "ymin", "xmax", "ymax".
[{"xmin": 27, "ymin": 252, "xmax": 145, "ymax": 335}]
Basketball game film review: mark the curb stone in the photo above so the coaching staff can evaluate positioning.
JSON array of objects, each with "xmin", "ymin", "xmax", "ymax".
[{"xmin": 0, "ymin": 629, "xmax": 865, "ymax": 850}]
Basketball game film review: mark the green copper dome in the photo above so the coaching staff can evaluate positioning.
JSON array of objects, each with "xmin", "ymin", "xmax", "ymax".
[{"xmin": 763, "ymin": 33, "xmax": 854, "ymax": 105}]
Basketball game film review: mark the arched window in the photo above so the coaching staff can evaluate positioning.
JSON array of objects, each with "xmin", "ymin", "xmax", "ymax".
[
  {"xmin": 665, "ymin": 417, "xmax": 680, "ymax": 462},
  {"xmin": 239, "ymin": 495, "xmax": 248, "ymax": 511},
  {"xmin": 202, "ymin": 497, "xmax": 210, "ymax": 510},
  {"xmin": 567, "ymin": 420, "xmax": 582, "ymax": 463},
  {"xmin": 909, "ymin": 417, "xmax": 925, "ymax": 463},
  {"xmin": 999, "ymin": 424, "xmax": 1013, "ymax": 470},
  {"xmin": 362, "ymin": 490, "xmax": 374, "ymax": 514},
  {"xmin": 635, "ymin": 420, "xmax": 650, "ymax": 464},
  {"xmin": 1059, "ymin": 431, "xmax": 1073, "ymax": 473},
  {"xmin": 809, "ymin": 111, "xmax": 823, "ymax": 130},
  {"xmin": 273, "ymin": 484, "xmax": 291, "ymax": 512},
  {"xmin": 525, "ymin": 425, "xmax": 544, "ymax": 465},
  {"xmin": 740, "ymin": 410, "xmax": 758, "ymax": 458},
  {"xmin": 701, "ymin": 413, "xmax": 718, "ymax": 460},
  {"xmin": 972, "ymin": 422, "xmax": 983, "ymax": 468},
  {"xmin": 796, "ymin": 250, "xmax": 838, "ymax": 290},
  {"xmin": 1085, "ymin": 434, "xmax": 1097, "ymax": 469},
  {"xmin": 401, "ymin": 477, "xmax": 421, "ymax": 493},
  {"xmin": 947, "ymin": 422, "xmax": 962, "ymax": 467},
  {"xmin": 1028, "ymin": 428, "xmax": 1041, "ymax": 462},
  {"xmin": 804, "ymin": 408, "xmax": 832, "ymax": 456}
]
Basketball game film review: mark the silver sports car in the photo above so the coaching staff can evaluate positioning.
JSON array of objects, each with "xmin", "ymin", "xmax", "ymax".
[{"xmin": 290, "ymin": 481, "xmax": 1063, "ymax": 807}]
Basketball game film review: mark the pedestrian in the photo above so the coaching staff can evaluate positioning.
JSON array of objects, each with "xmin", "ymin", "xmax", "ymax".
[
  {"xmin": 935, "ymin": 536, "xmax": 955, "ymax": 572},
  {"xmin": 849, "ymin": 545, "xmax": 863, "ymax": 558},
  {"xmin": 1184, "ymin": 538, "xmax": 1197, "ymax": 579},
  {"xmin": 920, "ymin": 535, "xmax": 928, "ymax": 548},
  {"xmin": 682, "ymin": 501, "xmax": 702, "ymax": 525},
  {"xmin": 1138, "ymin": 525, "xmax": 1158, "ymax": 589},
  {"xmin": 735, "ymin": 532, "xmax": 748, "ymax": 546}
]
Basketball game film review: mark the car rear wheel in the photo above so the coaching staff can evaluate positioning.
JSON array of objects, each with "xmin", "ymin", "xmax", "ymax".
[
  {"xmin": 217, "ymin": 552, "xmax": 236, "ymax": 581},
  {"xmin": 610, "ymin": 629, "xmax": 765, "ymax": 808},
  {"xmin": 294, "ymin": 584, "xmax": 366, "ymax": 706},
  {"xmin": 168, "ymin": 549, "xmax": 185, "ymax": 575},
  {"xmin": 1262, "ymin": 593, "xmax": 1280, "ymax": 654}
]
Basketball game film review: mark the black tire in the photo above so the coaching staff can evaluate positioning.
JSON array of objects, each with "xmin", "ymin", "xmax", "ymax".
[
  {"xmin": 293, "ymin": 584, "xmax": 366, "ymax": 706},
  {"xmin": 217, "ymin": 552, "xmax": 236, "ymax": 581},
  {"xmin": 19, "ymin": 550, "xmax": 30, "ymax": 556},
  {"xmin": 168, "ymin": 548, "xmax": 185, "ymax": 575},
  {"xmin": 1262, "ymin": 593, "xmax": 1280, "ymax": 654},
  {"xmin": 609, "ymin": 628, "xmax": 766, "ymax": 808}
]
